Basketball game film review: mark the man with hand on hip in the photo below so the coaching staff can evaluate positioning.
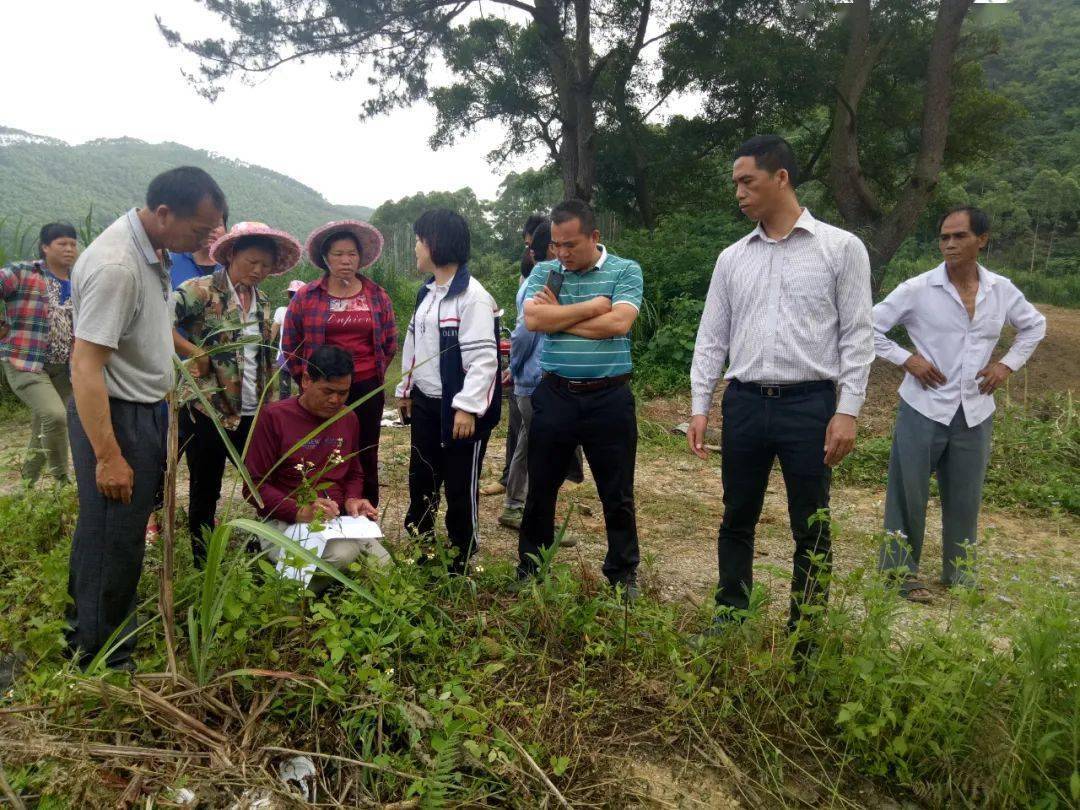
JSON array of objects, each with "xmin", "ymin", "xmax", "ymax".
[
  {"xmin": 688, "ymin": 135, "xmax": 874, "ymax": 635},
  {"xmin": 516, "ymin": 199, "xmax": 643, "ymax": 598},
  {"xmin": 873, "ymin": 206, "xmax": 1045, "ymax": 601}
]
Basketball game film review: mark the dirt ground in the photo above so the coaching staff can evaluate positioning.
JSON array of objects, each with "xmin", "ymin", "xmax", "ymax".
[{"xmin": 1, "ymin": 306, "xmax": 1076, "ymax": 622}]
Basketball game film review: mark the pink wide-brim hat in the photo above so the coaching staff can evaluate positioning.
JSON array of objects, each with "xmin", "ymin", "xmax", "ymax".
[
  {"xmin": 209, "ymin": 221, "xmax": 303, "ymax": 277},
  {"xmin": 306, "ymin": 220, "xmax": 384, "ymax": 271}
]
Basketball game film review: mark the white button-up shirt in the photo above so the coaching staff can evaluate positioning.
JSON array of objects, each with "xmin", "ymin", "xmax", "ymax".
[
  {"xmin": 872, "ymin": 263, "xmax": 1046, "ymax": 427},
  {"xmin": 690, "ymin": 208, "xmax": 875, "ymax": 417}
]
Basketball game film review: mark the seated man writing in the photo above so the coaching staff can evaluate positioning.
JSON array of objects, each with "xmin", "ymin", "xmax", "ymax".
[{"xmin": 244, "ymin": 344, "xmax": 390, "ymax": 580}]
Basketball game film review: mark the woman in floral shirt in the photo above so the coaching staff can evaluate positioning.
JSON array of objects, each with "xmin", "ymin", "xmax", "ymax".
[
  {"xmin": 0, "ymin": 223, "xmax": 79, "ymax": 484},
  {"xmin": 171, "ymin": 221, "xmax": 302, "ymax": 566}
]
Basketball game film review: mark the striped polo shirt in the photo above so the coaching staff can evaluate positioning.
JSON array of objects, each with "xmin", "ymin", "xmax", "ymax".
[{"xmin": 524, "ymin": 246, "xmax": 644, "ymax": 379}]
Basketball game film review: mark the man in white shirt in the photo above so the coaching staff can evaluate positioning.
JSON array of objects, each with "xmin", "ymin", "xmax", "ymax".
[
  {"xmin": 873, "ymin": 206, "xmax": 1046, "ymax": 601},
  {"xmin": 688, "ymin": 135, "xmax": 874, "ymax": 634}
]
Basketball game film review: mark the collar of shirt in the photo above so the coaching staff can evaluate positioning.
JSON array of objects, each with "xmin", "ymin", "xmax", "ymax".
[
  {"xmin": 126, "ymin": 208, "xmax": 172, "ymax": 290},
  {"xmin": 561, "ymin": 244, "xmax": 608, "ymax": 274},
  {"xmin": 929, "ymin": 262, "xmax": 998, "ymax": 308},
  {"xmin": 224, "ymin": 271, "xmax": 257, "ymax": 318},
  {"xmin": 748, "ymin": 208, "xmax": 817, "ymax": 244},
  {"xmin": 426, "ymin": 276, "xmax": 454, "ymax": 293}
]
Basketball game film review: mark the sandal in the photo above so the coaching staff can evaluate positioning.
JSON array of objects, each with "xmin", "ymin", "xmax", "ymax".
[{"xmin": 901, "ymin": 577, "xmax": 933, "ymax": 604}]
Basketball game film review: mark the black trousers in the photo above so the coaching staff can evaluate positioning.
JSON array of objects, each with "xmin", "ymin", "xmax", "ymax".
[
  {"xmin": 66, "ymin": 397, "xmax": 166, "ymax": 667},
  {"xmin": 498, "ymin": 389, "xmax": 521, "ymax": 487},
  {"xmin": 716, "ymin": 381, "xmax": 835, "ymax": 628},
  {"xmin": 179, "ymin": 407, "xmax": 253, "ymax": 566},
  {"xmin": 347, "ymin": 376, "xmax": 385, "ymax": 506},
  {"xmin": 404, "ymin": 390, "xmax": 489, "ymax": 572},
  {"xmin": 518, "ymin": 377, "xmax": 639, "ymax": 584}
]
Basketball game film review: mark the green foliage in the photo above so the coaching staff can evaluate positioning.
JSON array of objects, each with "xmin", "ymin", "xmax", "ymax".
[
  {"xmin": 606, "ymin": 209, "xmax": 745, "ymax": 392},
  {"xmin": 0, "ymin": 494, "xmax": 1076, "ymax": 806},
  {"xmin": 371, "ymin": 187, "xmax": 497, "ymax": 258},
  {"xmin": 612, "ymin": 209, "xmax": 745, "ymax": 303}
]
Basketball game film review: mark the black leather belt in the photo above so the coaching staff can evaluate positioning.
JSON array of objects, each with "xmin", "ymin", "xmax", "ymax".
[
  {"xmin": 730, "ymin": 379, "xmax": 834, "ymax": 398},
  {"xmin": 543, "ymin": 372, "xmax": 632, "ymax": 393}
]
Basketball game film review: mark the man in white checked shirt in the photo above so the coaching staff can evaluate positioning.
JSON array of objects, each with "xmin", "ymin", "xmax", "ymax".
[{"xmin": 687, "ymin": 135, "xmax": 874, "ymax": 635}]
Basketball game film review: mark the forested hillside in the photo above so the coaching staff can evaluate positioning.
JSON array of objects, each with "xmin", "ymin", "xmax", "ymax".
[{"xmin": 0, "ymin": 127, "xmax": 371, "ymax": 249}]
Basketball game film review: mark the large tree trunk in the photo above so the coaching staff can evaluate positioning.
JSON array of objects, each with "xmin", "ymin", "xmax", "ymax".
[
  {"xmin": 826, "ymin": 0, "xmax": 975, "ymax": 296},
  {"xmin": 826, "ymin": 0, "xmax": 882, "ymax": 229},
  {"xmin": 571, "ymin": 0, "xmax": 596, "ymax": 201},
  {"xmin": 534, "ymin": 0, "xmax": 597, "ymax": 202}
]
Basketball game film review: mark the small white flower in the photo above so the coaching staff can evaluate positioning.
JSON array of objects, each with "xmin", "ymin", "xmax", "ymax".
[
  {"xmin": 385, "ymin": 668, "xmax": 395, "ymax": 677},
  {"xmin": 294, "ymin": 463, "xmax": 305, "ymax": 472}
]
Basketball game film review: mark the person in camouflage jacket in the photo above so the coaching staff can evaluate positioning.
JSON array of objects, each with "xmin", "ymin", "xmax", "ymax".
[
  {"xmin": 173, "ymin": 267, "xmax": 277, "ymax": 430},
  {"xmin": 171, "ymin": 222, "xmax": 302, "ymax": 565}
]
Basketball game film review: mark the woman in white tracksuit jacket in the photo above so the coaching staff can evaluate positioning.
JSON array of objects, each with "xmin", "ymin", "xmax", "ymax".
[{"xmin": 396, "ymin": 209, "xmax": 502, "ymax": 573}]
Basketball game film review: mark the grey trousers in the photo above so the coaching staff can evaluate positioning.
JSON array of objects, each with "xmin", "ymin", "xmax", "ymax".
[
  {"xmin": 498, "ymin": 392, "xmax": 522, "ymax": 487},
  {"xmin": 505, "ymin": 394, "xmax": 584, "ymax": 509},
  {"xmin": 878, "ymin": 400, "xmax": 993, "ymax": 588},
  {"xmin": 66, "ymin": 397, "xmax": 166, "ymax": 667}
]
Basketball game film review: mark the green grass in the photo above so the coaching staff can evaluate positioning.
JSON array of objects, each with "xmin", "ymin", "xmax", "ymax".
[{"xmin": 0, "ymin": 487, "xmax": 1076, "ymax": 807}]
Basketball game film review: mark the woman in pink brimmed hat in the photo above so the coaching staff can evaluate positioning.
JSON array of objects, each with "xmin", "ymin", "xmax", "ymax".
[
  {"xmin": 283, "ymin": 220, "xmax": 397, "ymax": 506},
  {"xmin": 171, "ymin": 221, "xmax": 302, "ymax": 565}
]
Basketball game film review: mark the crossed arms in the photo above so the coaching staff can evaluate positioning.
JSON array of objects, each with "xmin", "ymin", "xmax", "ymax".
[{"xmin": 523, "ymin": 285, "xmax": 638, "ymax": 338}]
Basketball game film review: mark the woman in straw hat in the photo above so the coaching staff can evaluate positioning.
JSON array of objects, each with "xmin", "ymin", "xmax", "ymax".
[
  {"xmin": 283, "ymin": 220, "xmax": 397, "ymax": 506},
  {"xmin": 172, "ymin": 221, "xmax": 302, "ymax": 566}
]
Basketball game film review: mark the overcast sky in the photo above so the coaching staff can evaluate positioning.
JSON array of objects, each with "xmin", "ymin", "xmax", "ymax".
[{"xmin": 1, "ymin": 0, "xmax": 526, "ymax": 208}]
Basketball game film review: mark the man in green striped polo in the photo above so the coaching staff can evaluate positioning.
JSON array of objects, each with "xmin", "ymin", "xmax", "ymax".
[{"xmin": 516, "ymin": 199, "xmax": 643, "ymax": 597}]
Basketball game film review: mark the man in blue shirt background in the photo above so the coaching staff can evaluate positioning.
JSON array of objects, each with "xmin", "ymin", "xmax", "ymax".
[{"xmin": 169, "ymin": 212, "xmax": 226, "ymax": 290}]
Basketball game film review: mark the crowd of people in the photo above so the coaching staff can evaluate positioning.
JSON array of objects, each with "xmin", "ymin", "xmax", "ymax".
[{"xmin": 0, "ymin": 133, "xmax": 1046, "ymax": 670}]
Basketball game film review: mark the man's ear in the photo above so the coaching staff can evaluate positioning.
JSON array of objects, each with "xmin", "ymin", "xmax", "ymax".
[{"xmin": 977, "ymin": 232, "xmax": 990, "ymax": 251}]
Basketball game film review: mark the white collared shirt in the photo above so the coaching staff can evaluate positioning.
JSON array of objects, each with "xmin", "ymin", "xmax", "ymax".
[
  {"xmin": 872, "ymin": 263, "xmax": 1046, "ymax": 427},
  {"xmin": 690, "ymin": 208, "xmax": 875, "ymax": 417}
]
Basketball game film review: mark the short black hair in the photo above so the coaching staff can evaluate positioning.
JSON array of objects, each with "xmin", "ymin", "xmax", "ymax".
[
  {"xmin": 550, "ymin": 199, "xmax": 596, "ymax": 235},
  {"xmin": 520, "ymin": 249, "xmax": 535, "ymax": 279},
  {"xmin": 413, "ymin": 209, "xmax": 471, "ymax": 267},
  {"xmin": 231, "ymin": 234, "xmax": 279, "ymax": 263},
  {"xmin": 530, "ymin": 219, "xmax": 553, "ymax": 264},
  {"xmin": 523, "ymin": 213, "xmax": 546, "ymax": 238},
  {"xmin": 938, "ymin": 206, "xmax": 990, "ymax": 237},
  {"xmin": 306, "ymin": 345, "xmax": 354, "ymax": 382},
  {"xmin": 734, "ymin": 135, "xmax": 800, "ymax": 186},
  {"xmin": 145, "ymin": 166, "xmax": 227, "ymax": 219},
  {"xmin": 38, "ymin": 222, "xmax": 77, "ymax": 259}
]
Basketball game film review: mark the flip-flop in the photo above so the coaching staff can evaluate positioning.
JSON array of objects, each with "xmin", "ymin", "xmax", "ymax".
[{"xmin": 901, "ymin": 578, "xmax": 933, "ymax": 604}]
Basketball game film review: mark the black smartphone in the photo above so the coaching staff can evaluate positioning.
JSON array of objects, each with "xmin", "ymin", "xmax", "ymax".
[{"xmin": 545, "ymin": 270, "xmax": 564, "ymax": 298}]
